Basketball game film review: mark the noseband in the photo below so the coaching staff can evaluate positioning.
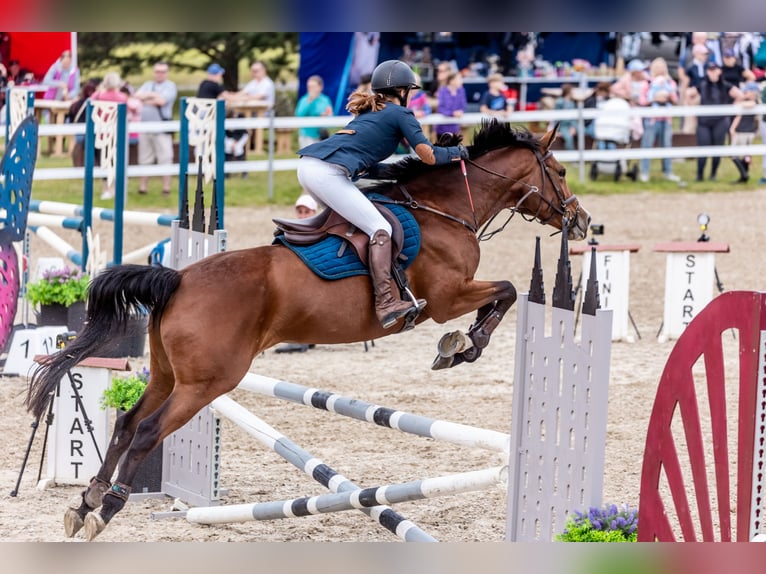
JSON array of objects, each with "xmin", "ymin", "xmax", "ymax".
[{"xmin": 465, "ymin": 147, "xmax": 580, "ymax": 240}]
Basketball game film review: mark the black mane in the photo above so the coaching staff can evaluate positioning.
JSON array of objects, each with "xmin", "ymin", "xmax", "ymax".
[{"xmin": 368, "ymin": 119, "xmax": 542, "ymax": 188}]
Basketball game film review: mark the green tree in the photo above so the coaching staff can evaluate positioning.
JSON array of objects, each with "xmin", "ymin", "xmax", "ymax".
[{"xmin": 78, "ymin": 32, "xmax": 298, "ymax": 90}]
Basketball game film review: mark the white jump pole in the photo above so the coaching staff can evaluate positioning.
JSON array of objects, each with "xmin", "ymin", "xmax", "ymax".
[
  {"xmin": 209, "ymin": 395, "xmax": 437, "ymax": 542},
  {"xmin": 186, "ymin": 465, "xmax": 507, "ymax": 525},
  {"xmin": 237, "ymin": 373, "xmax": 510, "ymax": 454}
]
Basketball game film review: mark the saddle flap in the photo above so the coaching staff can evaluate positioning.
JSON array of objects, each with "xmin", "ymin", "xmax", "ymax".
[{"xmin": 273, "ymin": 202, "xmax": 406, "ymax": 266}]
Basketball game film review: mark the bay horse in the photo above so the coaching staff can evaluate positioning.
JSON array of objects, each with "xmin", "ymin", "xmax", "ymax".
[{"xmin": 26, "ymin": 120, "xmax": 589, "ymax": 540}]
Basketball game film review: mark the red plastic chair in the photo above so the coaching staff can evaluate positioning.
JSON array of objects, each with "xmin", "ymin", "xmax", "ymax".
[{"xmin": 639, "ymin": 291, "xmax": 766, "ymax": 541}]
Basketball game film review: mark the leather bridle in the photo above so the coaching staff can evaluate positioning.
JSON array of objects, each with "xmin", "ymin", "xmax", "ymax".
[{"xmin": 465, "ymin": 147, "xmax": 581, "ymax": 240}]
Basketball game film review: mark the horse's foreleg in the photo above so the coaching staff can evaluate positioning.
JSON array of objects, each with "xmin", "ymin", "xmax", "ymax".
[
  {"xmin": 65, "ymin": 381, "xmax": 172, "ymax": 538},
  {"xmin": 432, "ymin": 280, "xmax": 516, "ymax": 370}
]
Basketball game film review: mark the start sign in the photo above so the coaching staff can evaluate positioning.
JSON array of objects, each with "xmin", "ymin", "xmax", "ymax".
[{"xmin": 654, "ymin": 242, "xmax": 729, "ymax": 342}]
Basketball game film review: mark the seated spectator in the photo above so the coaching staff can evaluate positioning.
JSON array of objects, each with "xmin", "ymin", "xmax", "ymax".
[
  {"xmin": 479, "ymin": 73, "xmax": 511, "ymax": 118},
  {"xmin": 224, "ymin": 110, "xmax": 248, "ymax": 176},
  {"xmin": 230, "ymin": 61, "xmax": 275, "ymax": 109}
]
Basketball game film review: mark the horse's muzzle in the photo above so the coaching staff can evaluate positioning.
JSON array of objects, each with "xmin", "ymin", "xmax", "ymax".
[{"xmin": 567, "ymin": 207, "xmax": 591, "ymax": 241}]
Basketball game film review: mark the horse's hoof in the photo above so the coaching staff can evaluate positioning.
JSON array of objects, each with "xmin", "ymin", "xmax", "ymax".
[
  {"xmin": 64, "ymin": 508, "xmax": 84, "ymax": 538},
  {"xmin": 431, "ymin": 353, "xmax": 454, "ymax": 370},
  {"xmin": 83, "ymin": 512, "xmax": 106, "ymax": 542},
  {"xmin": 436, "ymin": 331, "xmax": 469, "ymax": 358}
]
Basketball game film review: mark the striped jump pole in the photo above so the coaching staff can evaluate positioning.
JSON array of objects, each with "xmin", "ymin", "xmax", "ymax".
[
  {"xmin": 208, "ymin": 395, "xmax": 437, "ymax": 542},
  {"xmin": 237, "ymin": 373, "xmax": 510, "ymax": 454},
  {"xmin": 29, "ymin": 226, "xmax": 83, "ymax": 267},
  {"xmin": 186, "ymin": 465, "xmax": 507, "ymax": 525},
  {"xmin": 30, "ymin": 200, "xmax": 177, "ymax": 227},
  {"xmin": 1, "ymin": 210, "xmax": 84, "ymax": 231}
]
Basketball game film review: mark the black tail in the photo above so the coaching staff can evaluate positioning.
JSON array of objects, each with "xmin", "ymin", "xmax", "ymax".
[{"xmin": 25, "ymin": 264, "xmax": 182, "ymax": 419}]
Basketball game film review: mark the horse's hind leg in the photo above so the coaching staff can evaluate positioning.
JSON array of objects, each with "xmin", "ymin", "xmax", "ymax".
[
  {"xmin": 64, "ymin": 376, "xmax": 173, "ymax": 537},
  {"xmin": 82, "ymin": 388, "xmax": 210, "ymax": 541}
]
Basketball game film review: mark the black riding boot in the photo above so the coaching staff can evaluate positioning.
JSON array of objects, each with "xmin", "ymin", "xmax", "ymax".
[
  {"xmin": 732, "ymin": 157, "xmax": 749, "ymax": 183},
  {"xmin": 368, "ymin": 230, "xmax": 425, "ymax": 329}
]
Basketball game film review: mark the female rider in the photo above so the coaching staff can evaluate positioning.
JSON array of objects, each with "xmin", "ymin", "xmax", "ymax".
[{"xmin": 297, "ymin": 60, "xmax": 468, "ymax": 329}]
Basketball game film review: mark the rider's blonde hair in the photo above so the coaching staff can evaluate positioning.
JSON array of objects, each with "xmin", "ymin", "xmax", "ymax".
[{"xmin": 346, "ymin": 91, "xmax": 392, "ymax": 116}]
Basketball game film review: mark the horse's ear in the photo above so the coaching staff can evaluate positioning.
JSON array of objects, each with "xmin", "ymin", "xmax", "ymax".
[{"xmin": 540, "ymin": 123, "xmax": 560, "ymax": 152}]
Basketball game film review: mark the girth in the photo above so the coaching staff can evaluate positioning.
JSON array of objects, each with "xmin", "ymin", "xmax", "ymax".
[{"xmin": 273, "ymin": 202, "xmax": 406, "ymax": 266}]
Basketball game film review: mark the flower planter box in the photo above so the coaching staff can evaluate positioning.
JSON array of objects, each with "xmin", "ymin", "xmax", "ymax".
[
  {"xmin": 101, "ymin": 315, "xmax": 148, "ymax": 358},
  {"xmin": 36, "ymin": 303, "xmax": 69, "ymax": 326}
]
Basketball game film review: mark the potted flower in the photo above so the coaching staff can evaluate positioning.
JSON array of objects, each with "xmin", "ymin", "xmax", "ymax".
[
  {"xmin": 26, "ymin": 266, "xmax": 89, "ymax": 330},
  {"xmin": 100, "ymin": 368, "xmax": 163, "ymax": 493},
  {"xmin": 556, "ymin": 503, "xmax": 638, "ymax": 542}
]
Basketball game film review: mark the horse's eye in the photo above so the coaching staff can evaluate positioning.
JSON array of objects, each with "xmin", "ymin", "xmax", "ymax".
[{"xmin": 559, "ymin": 169, "xmax": 566, "ymax": 178}]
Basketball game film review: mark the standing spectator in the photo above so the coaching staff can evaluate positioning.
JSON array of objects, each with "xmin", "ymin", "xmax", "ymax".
[
  {"xmin": 638, "ymin": 57, "xmax": 681, "ymax": 183},
  {"xmin": 6, "ymin": 59, "xmax": 23, "ymax": 85},
  {"xmin": 728, "ymin": 81, "xmax": 761, "ymax": 183},
  {"xmin": 720, "ymin": 49, "xmax": 745, "ymax": 87},
  {"xmin": 66, "ymin": 80, "xmax": 99, "ymax": 143},
  {"xmin": 42, "ymin": 50, "xmax": 80, "ymax": 102},
  {"xmin": 479, "ymin": 73, "xmax": 511, "ymax": 118},
  {"xmin": 233, "ymin": 61, "xmax": 275, "ymax": 109},
  {"xmin": 435, "ymin": 71, "xmax": 466, "ymax": 138},
  {"xmin": 688, "ymin": 61, "xmax": 743, "ymax": 182},
  {"xmin": 134, "ymin": 61, "xmax": 177, "ymax": 196},
  {"xmin": 680, "ymin": 43, "xmax": 712, "ymax": 134},
  {"xmin": 609, "ymin": 59, "xmax": 649, "ymax": 106},
  {"xmin": 429, "ymin": 61, "xmax": 453, "ymax": 96},
  {"xmin": 196, "ymin": 63, "xmax": 228, "ymax": 99},
  {"xmin": 294, "ymin": 75, "xmax": 333, "ymax": 149},
  {"xmin": 407, "ymin": 73, "xmax": 432, "ymax": 120},
  {"xmin": 554, "ymin": 84, "xmax": 578, "ymax": 151},
  {"xmin": 119, "ymin": 83, "xmax": 142, "ymax": 146}
]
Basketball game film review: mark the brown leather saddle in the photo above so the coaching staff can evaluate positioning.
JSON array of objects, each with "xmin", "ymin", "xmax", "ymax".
[{"xmin": 273, "ymin": 203, "xmax": 406, "ymax": 266}]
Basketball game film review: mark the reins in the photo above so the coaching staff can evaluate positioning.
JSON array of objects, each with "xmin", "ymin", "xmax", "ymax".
[
  {"xmin": 373, "ymin": 186, "xmax": 479, "ymax": 234},
  {"xmin": 374, "ymin": 144, "xmax": 578, "ymax": 241}
]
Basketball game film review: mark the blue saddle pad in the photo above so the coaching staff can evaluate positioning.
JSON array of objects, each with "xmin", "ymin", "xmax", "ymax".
[{"xmin": 273, "ymin": 196, "xmax": 421, "ymax": 281}]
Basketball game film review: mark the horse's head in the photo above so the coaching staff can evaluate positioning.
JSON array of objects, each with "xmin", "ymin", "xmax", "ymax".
[{"xmin": 466, "ymin": 121, "xmax": 591, "ymax": 241}]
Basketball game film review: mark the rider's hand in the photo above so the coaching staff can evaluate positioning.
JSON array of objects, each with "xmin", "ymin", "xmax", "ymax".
[{"xmin": 458, "ymin": 144, "xmax": 469, "ymax": 160}]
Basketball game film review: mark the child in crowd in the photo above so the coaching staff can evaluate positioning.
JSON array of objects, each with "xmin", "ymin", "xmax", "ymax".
[{"xmin": 554, "ymin": 84, "xmax": 577, "ymax": 150}]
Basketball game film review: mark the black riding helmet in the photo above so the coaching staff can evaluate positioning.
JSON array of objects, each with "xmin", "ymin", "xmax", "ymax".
[{"xmin": 370, "ymin": 60, "xmax": 420, "ymax": 107}]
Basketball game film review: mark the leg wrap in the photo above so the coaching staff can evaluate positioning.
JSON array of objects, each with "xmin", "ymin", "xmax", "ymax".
[{"xmin": 105, "ymin": 481, "xmax": 132, "ymax": 503}]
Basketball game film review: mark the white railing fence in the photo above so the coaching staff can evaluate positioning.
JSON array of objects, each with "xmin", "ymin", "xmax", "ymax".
[{"xmin": 5, "ymin": 102, "xmax": 766, "ymax": 186}]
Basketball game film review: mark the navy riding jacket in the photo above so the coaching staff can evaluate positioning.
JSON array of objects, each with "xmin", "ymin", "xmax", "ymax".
[{"xmin": 298, "ymin": 103, "xmax": 463, "ymax": 180}]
